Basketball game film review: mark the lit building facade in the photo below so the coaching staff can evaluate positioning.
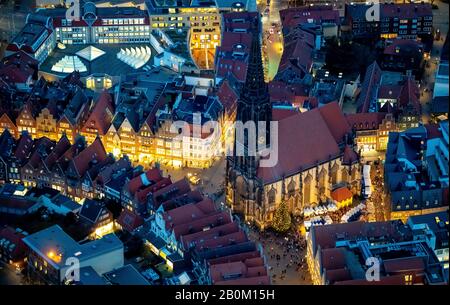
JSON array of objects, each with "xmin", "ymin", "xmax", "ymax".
[
  {"xmin": 345, "ymin": 3, "xmax": 433, "ymax": 40},
  {"xmin": 46, "ymin": 4, "xmax": 151, "ymax": 45},
  {"xmin": 146, "ymin": 0, "xmax": 256, "ymax": 69}
]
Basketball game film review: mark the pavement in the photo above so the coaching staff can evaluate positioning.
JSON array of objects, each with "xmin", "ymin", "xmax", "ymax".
[
  {"xmin": 245, "ymin": 224, "xmax": 312, "ymax": 285},
  {"xmin": 159, "ymin": 156, "xmax": 226, "ymax": 201},
  {"xmin": 0, "ymin": 261, "xmax": 23, "ymax": 285}
]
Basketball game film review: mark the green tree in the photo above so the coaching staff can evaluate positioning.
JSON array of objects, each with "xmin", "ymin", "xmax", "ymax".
[{"xmin": 272, "ymin": 201, "xmax": 291, "ymax": 233}]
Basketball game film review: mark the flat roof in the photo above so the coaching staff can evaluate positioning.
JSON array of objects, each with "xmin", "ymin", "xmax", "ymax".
[
  {"xmin": 22, "ymin": 225, "xmax": 123, "ymax": 270},
  {"xmin": 104, "ymin": 264, "xmax": 150, "ymax": 285},
  {"xmin": 76, "ymin": 266, "xmax": 108, "ymax": 285}
]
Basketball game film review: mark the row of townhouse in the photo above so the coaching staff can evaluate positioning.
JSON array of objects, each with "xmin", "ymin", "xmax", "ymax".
[
  {"xmin": 145, "ymin": 177, "xmax": 270, "ymax": 284},
  {"xmin": 0, "ymin": 123, "xmax": 177, "ymax": 217},
  {"xmin": 1, "ymin": 74, "xmax": 238, "ymax": 169}
]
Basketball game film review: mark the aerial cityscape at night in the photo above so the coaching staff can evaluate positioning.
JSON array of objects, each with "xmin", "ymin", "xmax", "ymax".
[{"xmin": 0, "ymin": 0, "xmax": 448, "ymax": 291}]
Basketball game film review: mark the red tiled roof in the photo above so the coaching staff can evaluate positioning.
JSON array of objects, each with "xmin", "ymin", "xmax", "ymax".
[
  {"xmin": 280, "ymin": 6, "xmax": 340, "ymax": 29},
  {"xmin": 71, "ymin": 137, "xmax": 107, "ymax": 177},
  {"xmin": 318, "ymin": 102, "xmax": 352, "ymax": 143},
  {"xmin": 325, "ymin": 268, "xmax": 352, "ymax": 284},
  {"xmin": 0, "ymin": 51, "xmax": 38, "ymax": 84},
  {"xmin": 81, "ymin": 91, "xmax": 114, "ymax": 135},
  {"xmin": 321, "ymin": 247, "xmax": 347, "ymax": 270},
  {"xmin": 207, "ymin": 250, "xmax": 262, "ymax": 266},
  {"xmin": 345, "ymin": 112, "xmax": 386, "ymax": 131},
  {"xmin": 127, "ymin": 168, "xmax": 163, "ymax": 195},
  {"xmin": 216, "ymin": 57, "xmax": 248, "ymax": 82},
  {"xmin": 342, "ymin": 145, "xmax": 359, "ymax": 165},
  {"xmin": 399, "ymin": 77, "xmax": 421, "ymax": 114},
  {"xmin": 27, "ymin": 137, "xmax": 54, "ymax": 169},
  {"xmin": 218, "ymin": 32, "xmax": 252, "ymax": 53},
  {"xmin": 209, "ymin": 260, "xmax": 267, "ymax": 284},
  {"xmin": 164, "ymin": 198, "xmax": 216, "ymax": 229},
  {"xmin": 269, "ymin": 80, "xmax": 309, "ymax": 103},
  {"xmin": 216, "ymin": 80, "xmax": 238, "ymax": 116},
  {"xmin": 424, "ymin": 124, "xmax": 443, "ymax": 139},
  {"xmin": 180, "ymin": 222, "xmax": 240, "ymax": 249},
  {"xmin": 14, "ymin": 132, "xmax": 33, "ymax": 163},
  {"xmin": 381, "ymin": 3, "xmax": 432, "ymax": 18},
  {"xmin": 358, "ymin": 61, "xmax": 382, "ymax": 113},
  {"xmin": 0, "ymin": 226, "xmax": 27, "ymax": 260},
  {"xmin": 272, "ymin": 108, "xmax": 300, "ymax": 121},
  {"xmin": 331, "ymin": 187, "xmax": 353, "ymax": 202},
  {"xmin": 310, "ymin": 221, "xmax": 404, "ymax": 255},
  {"xmin": 95, "ymin": 157, "xmax": 132, "ymax": 185},
  {"xmin": 257, "ymin": 102, "xmax": 345, "ymax": 183},
  {"xmin": 135, "ymin": 177, "xmax": 172, "ymax": 204},
  {"xmin": 378, "ymin": 85, "xmax": 402, "ymax": 100},
  {"xmin": 44, "ymin": 135, "xmax": 71, "ymax": 169},
  {"xmin": 195, "ymin": 231, "xmax": 248, "ymax": 251},
  {"xmin": 383, "ymin": 257, "xmax": 425, "ymax": 274},
  {"xmin": 278, "ymin": 33, "xmax": 314, "ymax": 75},
  {"xmin": 116, "ymin": 209, "xmax": 144, "ymax": 232},
  {"xmin": 172, "ymin": 211, "xmax": 232, "ymax": 240},
  {"xmin": 152, "ymin": 178, "xmax": 191, "ymax": 209}
]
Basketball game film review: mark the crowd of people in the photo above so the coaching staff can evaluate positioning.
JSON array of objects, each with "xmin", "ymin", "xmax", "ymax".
[{"xmin": 246, "ymin": 223, "xmax": 311, "ymax": 284}]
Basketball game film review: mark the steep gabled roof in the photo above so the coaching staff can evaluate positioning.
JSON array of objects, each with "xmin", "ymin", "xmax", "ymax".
[
  {"xmin": 81, "ymin": 91, "xmax": 114, "ymax": 135},
  {"xmin": 71, "ymin": 137, "xmax": 107, "ymax": 177}
]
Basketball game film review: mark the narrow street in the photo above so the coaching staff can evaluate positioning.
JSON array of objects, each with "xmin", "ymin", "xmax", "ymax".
[
  {"xmin": 259, "ymin": 0, "xmax": 287, "ymax": 80},
  {"xmin": 420, "ymin": 1, "xmax": 449, "ymax": 123}
]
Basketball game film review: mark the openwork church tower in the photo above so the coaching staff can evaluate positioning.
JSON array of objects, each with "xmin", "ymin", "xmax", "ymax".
[{"xmin": 226, "ymin": 18, "xmax": 272, "ymax": 223}]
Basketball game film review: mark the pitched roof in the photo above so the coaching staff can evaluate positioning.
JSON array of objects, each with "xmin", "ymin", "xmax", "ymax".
[
  {"xmin": 81, "ymin": 91, "xmax": 114, "ymax": 135},
  {"xmin": 216, "ymin": 80, "xmax": 238, "ymax": 116},
  {"xmin": 357, "ymin": 61, "xmax": 382, "ymax": 113},
  {"xmin": 0, "ymin": 226, "xmax": 27, "ymax": 259},
  {"xmin": 14, "ymin": 132, "xmax": 33, "ymax": 163},
  {"xmin": 152, "ymin": 178, "xmax": 191, "ymax": 209},
  {"xmin": 127, "ymin": 168, "xmax": 163, "ymax": 195},
  {"xmin": 27, "ymin": 137, "xmax": 54, "ymax": 169},
  {"xmin": 318, "ymin": 102, "xmax": 351, "ymax": 143},
  {"xmin": 116, "ymin": 209, "xmax": 144, "ymax": 232},
  {"xmin": 44, "ymin": 135, "xmax": 71, "ymax": 169},
  {"xmin": 79, "ymin": 199, "xmax": 106, "ymax": 224},
  {"xmin": 272, "ymin": 107, "xmax": 300, "ymax": 121},
  {"xmin": 71, "ymin": 137, "xmax": 107, "ymax": 177},
  {"xmin": 280, "ymin": 5, "xmax": 341, "ymax": 29},
  {"xmin": 342, "ymin": 145, "xmax": 359, "ymax": 165},
  {"xmin": 399, "ymin": 77, "xmax": 421, "ymax": 114},
  {"xmin": 378, "ymin": 84, "xmax": 402, "ymax": 100},
  {"xmin": 345, "ymin": 112, "xmax": 386, "ymax": 131},
  {"xmin": 0, "ymin": 50, "xmax": 38, "ymax": 84},
  {"xmin": 331, "ymin": 187, "xmax": 353, "ymax": 202},
  {"xmin": 257, "ymin": 102, "xmax": 346, "ymax": 183}
]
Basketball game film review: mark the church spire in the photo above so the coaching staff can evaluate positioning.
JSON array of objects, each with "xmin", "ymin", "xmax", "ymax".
[{"xmin": 240, "ymin": 22, "xmax": 268, "ymax": 103}]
